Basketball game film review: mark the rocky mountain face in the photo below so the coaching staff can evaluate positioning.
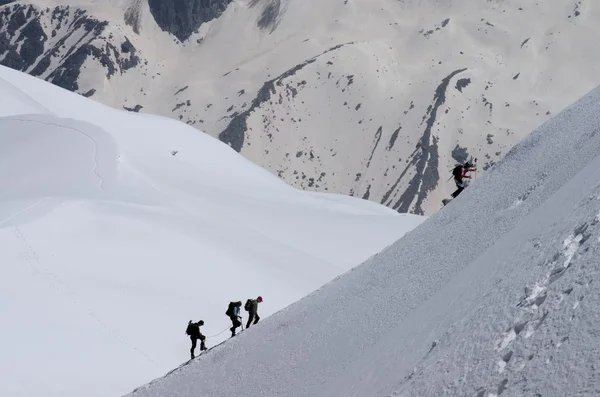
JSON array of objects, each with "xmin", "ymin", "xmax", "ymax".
[
  {"xmin": 1, "ymin": 0, "xmax": 598, "ymax": 215},
  {"xmin": 146, "ymin": 0, "xmax": 233, "ymax": 41},
  {"xmin": 0, "ymin": 2, "xmax": 140, "ymax": 95}
]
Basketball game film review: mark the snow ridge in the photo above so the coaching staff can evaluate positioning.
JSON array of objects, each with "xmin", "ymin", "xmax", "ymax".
[
  {"xmin": 0, "ymin": 64, "xmax": 424, "ymax": 397},
  {"xmin": 125, "ymin": 83, "xmax": 600, "ymax": 396},
  {"xmin": 3, "ymin": 0, "xmax": 600, "ymax": 214}
]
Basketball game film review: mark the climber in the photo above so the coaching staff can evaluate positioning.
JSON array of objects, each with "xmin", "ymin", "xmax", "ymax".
[
  {"xmin": 244, "ymin": 296, "xmax": 263, "ymax": 329},
  {"xmin": 185, "ymin": 320, "xmax": 207, "ymax": 359},
  {"xmin": 451, "ymin": 160, "xmax": 477, "ymax": 199},
  {"xmin": 226, "ymin": 301, "xmax": 243, "ymax": 337}
]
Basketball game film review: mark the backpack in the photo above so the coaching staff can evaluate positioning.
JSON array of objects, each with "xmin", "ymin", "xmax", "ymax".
[
  {"xmin": 244, "ymin": 299, "xmax": 253, "ymax": 312},
  {"xmin": 225, "ymin": 301, "xmax": 236, "ymax": 317},
  {"xmin": 185, "ymin": 320, "xmax": 204, "ymax": 336},
  {"xmin": 452, "ymin": 165, "xmax": 463, "ymax": 178}
]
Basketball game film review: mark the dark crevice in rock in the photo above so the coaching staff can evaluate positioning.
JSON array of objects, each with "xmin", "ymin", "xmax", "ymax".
[
  {"xmin": 124, "ymin": 0, "xmax": 142, "ymax": 34},
  {"xmin": 362, "ymin": 185, "xmax": 371, "ymax": 200},
  {"xmin": 386, "ymin": 125, "xmax": 402, "ymax": 150},
  {"xmin": 124, "ymin": 104, "xmax": 143, "ymax": 112},
  {"xmin": 366, "ymin": 126, "xmax": 383, "ymax": 168},
  {"xmin": 147, "ymin": 0, "xmax": 234, "ymax": 42},
  {"xmin": 249, "ymin": 0, "xmax": 282, "ymax": 32},
  {"xmin": 451, "ymin": 144, "xmax": 469, "ymax": 163},
  {"xmin": 455, "ymin": 78, "xmax": 471, "ymax": 92},
  {"xmin": 175, "ymin": 86, "xmax": 189, "ymax": 95}
]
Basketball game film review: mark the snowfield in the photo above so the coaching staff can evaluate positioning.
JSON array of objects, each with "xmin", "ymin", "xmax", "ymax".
[
  {"xmin": 126, "ymin": 84, "xmax": 600, "ymax": 397},
  {"xmin": 3, "ymin": 0, "xmax": 600, "ymax": 214},
  {"xmin": 0, "ymin": 65, "xmax": 424, "ymax": 397}
]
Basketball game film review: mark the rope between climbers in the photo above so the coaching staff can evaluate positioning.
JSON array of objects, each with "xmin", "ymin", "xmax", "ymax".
[{"xmin": 205, "ymin": 326, "xmax": 231, "ymax": 339}]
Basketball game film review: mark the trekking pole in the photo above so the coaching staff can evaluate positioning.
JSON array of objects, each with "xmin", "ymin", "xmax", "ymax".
[{"xmin": 240, "ymin": 316, "xmax": 244, "ymax": 331}]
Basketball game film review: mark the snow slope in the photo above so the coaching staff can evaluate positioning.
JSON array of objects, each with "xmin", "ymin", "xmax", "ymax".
[
  {"xmin": 0, "ymin": 65, "xmax": 424, "ymax": 397},
  {"xmin": 126, "ymin": 84, "xmax": 600, "ymax": 396},
  {"xmin": 2, "ymin": 0, "xmax": 600, "ymax": 214}
]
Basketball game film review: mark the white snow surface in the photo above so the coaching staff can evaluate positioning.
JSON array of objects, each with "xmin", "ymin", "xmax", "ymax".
[
  {"xmin": 0, "ymin": 65, "xmax": 424, "ymax": 397},
  {"xmin": 127, "ymin": 85, "xmax": 600, "ymax": 397}
]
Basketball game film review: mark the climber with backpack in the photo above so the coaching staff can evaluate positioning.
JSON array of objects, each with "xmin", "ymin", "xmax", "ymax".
[
  {"xmin": 443, "ymin": 158, "xmax": 477, "ymax": 206},
  {"xmin": 185, "ymin": 320, "xmax": 207, "ymax": 359},
  {"xmin": 244, "ymin": 296, "xmax": 263, "ymax": 329},
  {"xmin": 451, "ymin": 159, "xmax": 476, "ymax": 198},
  {"xmin": 226, "ymin": 301, "xmax": 243, "ymax": 337}
]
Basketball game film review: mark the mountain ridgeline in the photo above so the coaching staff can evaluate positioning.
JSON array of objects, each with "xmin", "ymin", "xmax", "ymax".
[{"xmin": 1, "ymin": 0, "xmax": 598, "ymax": 215}]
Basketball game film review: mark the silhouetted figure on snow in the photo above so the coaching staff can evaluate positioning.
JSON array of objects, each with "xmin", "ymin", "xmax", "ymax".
[
  {"xmin": 451, "ymin": 160, "xmax": 476, "ymax": 198},
  {"xmin": 226, "ymin": 301, "xmax": 243, "ymax": 337},
  {"xmin": 245, "ymin": 296, "xmax": 263, "ymax": 329},
  {"xmin": 186, "ymin": 320, "xmax": 207, "ymax": 359}
]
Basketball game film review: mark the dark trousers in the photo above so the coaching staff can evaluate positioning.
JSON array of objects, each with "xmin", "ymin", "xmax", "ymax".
[
  {"xmin": 246, "ymin": 312, "xmax": 260, "ymax": 328},
  {"xmin": 451, "ymin": 186, "xmax": 464, "ymax": 198},
  {"xmin": 230, "ymin": 315, "xmax": 241, "ymax": 335},
  {"xmin": 190, "ymin": 335, "xmax": 206, "ymax": 358},
  {"xmin": 451, "ymin": 178, "xmax": 465, "ymax": 198}
]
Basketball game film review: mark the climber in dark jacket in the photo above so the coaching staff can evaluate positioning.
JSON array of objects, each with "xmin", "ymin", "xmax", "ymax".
[
  {"xmin": 227, "ymin": 301, "xmax": 243, "ymax": 337},
  {"xmin": 245, "ymin": 296, "xmax": 263, "ymax": 329},
  {"xmin": 451, "ymin": 160, "xmax": 476, "ymax": 198},
  {"xmin": 186, "ymin": 320, "xmax": 207, "ymax": 359}
]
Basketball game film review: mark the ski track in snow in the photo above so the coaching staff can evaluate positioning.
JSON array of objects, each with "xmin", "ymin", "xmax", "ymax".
[
  {"xmin": 0, "ymin": 197, "xmax": 50, "ymax": 228},
  {"xmin": 7, "ymin": 117, "xmax": 107, "ymax": 190}
]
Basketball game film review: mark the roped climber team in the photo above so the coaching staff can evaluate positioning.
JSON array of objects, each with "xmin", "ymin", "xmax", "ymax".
[
  {"xmin": 186, "ymin": 295, "xmax": 263, "ymax": 359},
  {"xmin": 184, "ymin": 159, "xmax": 478, "ymax": 359}
]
